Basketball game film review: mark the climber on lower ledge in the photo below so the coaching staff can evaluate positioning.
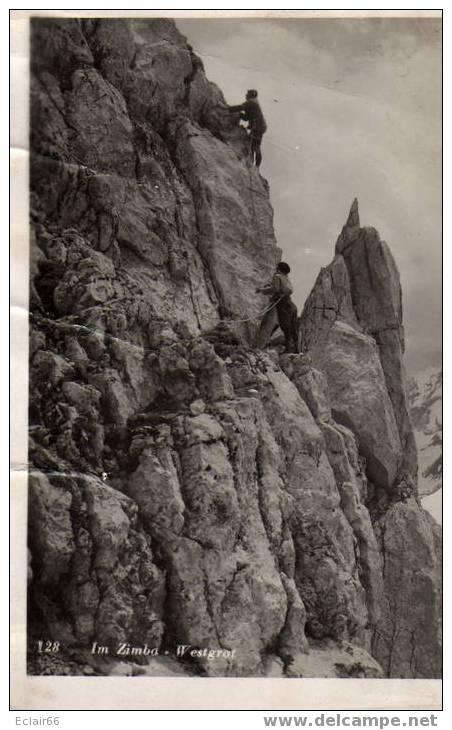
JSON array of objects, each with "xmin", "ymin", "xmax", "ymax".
[
  {"xmin": 227, "ymin": 89, "xmax": 267, "ymax": 167},
  {"xmin": 255, "ymin": 261, "xmax": 300, "ymax": 353}
]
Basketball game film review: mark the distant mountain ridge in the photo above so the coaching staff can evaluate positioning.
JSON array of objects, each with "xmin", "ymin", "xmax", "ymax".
[{"xmin": 408, "ymin": 366, "xmax": 442, "ymax": 497}]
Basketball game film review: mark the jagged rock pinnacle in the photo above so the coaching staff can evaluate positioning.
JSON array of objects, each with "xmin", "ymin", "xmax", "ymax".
[
  {"xmin": 336, "ymin": 198, "xmax": 361, "ymax": 254},
  {"xmin": 345, "ymin": 198, "xmax": 360, "ymax": 229}
]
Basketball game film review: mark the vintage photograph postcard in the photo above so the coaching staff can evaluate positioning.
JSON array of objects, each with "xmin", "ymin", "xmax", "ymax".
[{"xmin": 10, "ymin": 8, "xmax": 442, "ymax": 711}]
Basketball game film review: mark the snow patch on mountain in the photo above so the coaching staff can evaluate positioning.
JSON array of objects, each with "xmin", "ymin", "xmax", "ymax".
[{"xmin": 408, "ymin": 366, "xmax": 442, "ymax": 499}]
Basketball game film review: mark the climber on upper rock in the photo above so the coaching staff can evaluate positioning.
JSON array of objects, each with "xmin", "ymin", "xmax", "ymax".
[
  {"xmin": 255, "ymin": 261, "xmax": 299, "ymax": 353},
  {"xmin": 227, "ymin": 89, "xmax": 267, "ymax": 167}
]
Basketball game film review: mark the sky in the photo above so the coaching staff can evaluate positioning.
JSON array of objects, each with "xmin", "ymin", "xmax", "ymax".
[{"xmin": 177, "ymin": 16, "xmax": 442, "ymax": 374}]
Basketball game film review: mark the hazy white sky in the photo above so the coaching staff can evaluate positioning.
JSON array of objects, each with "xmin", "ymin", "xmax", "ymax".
[{"xmin": 177, "ymin": 17, "xmax": 441, "ymax": 373}]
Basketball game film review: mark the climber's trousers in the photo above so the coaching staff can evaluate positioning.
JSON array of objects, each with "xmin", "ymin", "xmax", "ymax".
[
  {"xmin": 255, "ymin": 305, "xmax": 278, "ymax": 349},
  {"xmin": 250, "ymin": 131, "xmax": 263, "ymax": 167},
  {"xmin": 277, "ymin": 297, "xmax": 300, "ymax": 353}
]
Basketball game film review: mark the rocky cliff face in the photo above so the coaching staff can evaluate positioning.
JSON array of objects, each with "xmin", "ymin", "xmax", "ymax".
[{"xmin": 28, "ymin": 18, "xmax": 441, "ymax": 679}]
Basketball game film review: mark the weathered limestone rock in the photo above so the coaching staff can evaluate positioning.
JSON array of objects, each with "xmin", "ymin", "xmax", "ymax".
[
  {"xmin": 373, "ymin": 498, "xmax": 442, "ymax": 678},
  {"xmin": 336, "ymin": 200, "xmax": 417, "ymax": 479},
  {"xmin": 280, "ymin": 356, "xmax": 331, "ymax": 421},
  {"xmin": 172, "ymin": 119, "xmax": 279, "ymax": 339},
  {"xmin": 300, "ymin": 254, "xmax": 359, "ymax": 353},
  {"xmin": 28, "ymin": 18, "xmax": 441, "ymax": 680},
  {"xmin": 127, "ymin": 447, "xmax": 185, "ymax": 534},
  {"xmin": 300, "ymin": 201, "xmax": 441, "ymax": 676},
  {"xmin": 28, "ymin": 473, "xmax": 75, "ymax": 585},
  {"xmin": 316, "ymin": 320, "xmax": 403, "ymax": 489}
]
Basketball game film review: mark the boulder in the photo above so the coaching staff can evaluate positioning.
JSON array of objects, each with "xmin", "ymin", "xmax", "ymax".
[{"xmin": 28, "ymin": 473, "xmax": 74, "ymax": 585}]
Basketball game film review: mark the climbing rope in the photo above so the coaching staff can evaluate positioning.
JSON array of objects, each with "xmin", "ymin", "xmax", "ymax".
[
  {"xmin": 30, "ymin": 300, "xmax": 281, "ymax": 364},
  {"xmin": 31, "ymin": 293, "xmax": 283, "ymax": 332},
  {"xmin": 211, "ymin": 295, "xmax": 283, "ymax": 324}
]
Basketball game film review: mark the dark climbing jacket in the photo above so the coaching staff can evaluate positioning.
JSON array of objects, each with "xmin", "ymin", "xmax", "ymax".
[{"xmin": 229, "ymin": 98, "xmax": 267, "ymax": 136}]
